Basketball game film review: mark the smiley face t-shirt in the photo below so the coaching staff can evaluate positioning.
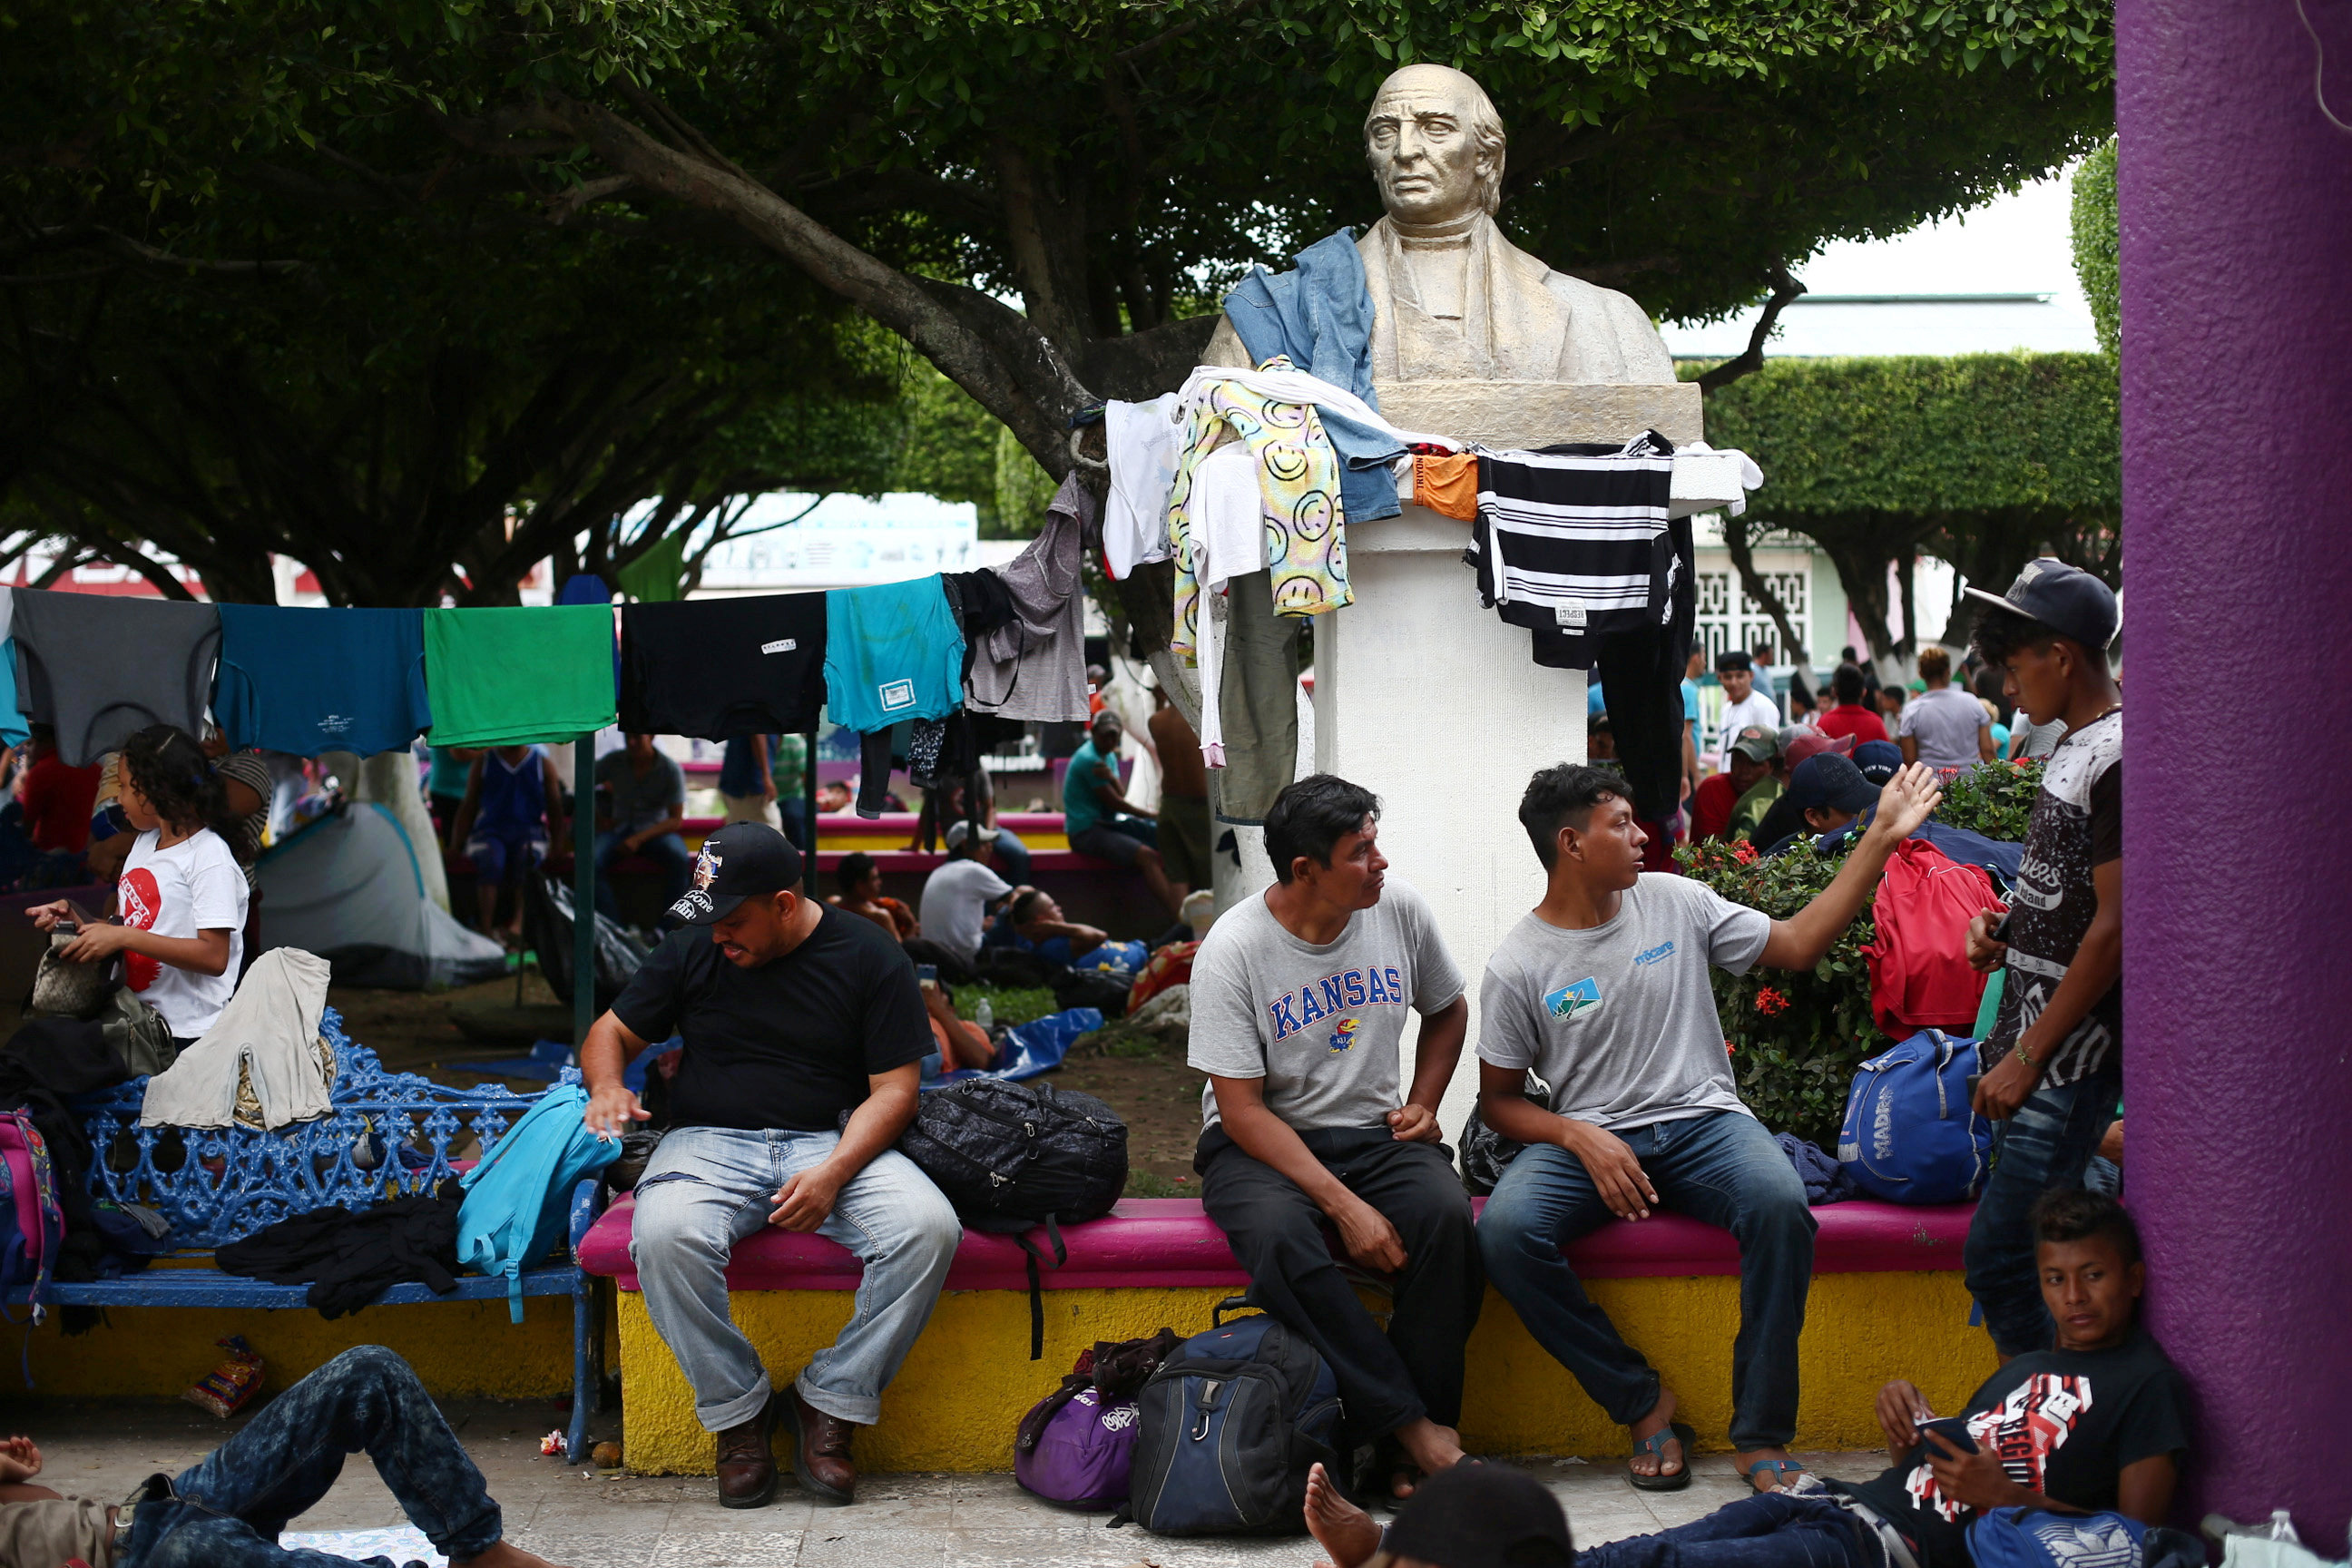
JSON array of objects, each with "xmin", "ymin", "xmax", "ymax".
[{"xmin": 1478, "ymin": 873, "xmax": 1770, "ymax": 1132}]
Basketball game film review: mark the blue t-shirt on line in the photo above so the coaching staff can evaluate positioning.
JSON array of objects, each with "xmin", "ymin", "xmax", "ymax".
[
  {"xmin": 215, "ymin": 604, "xmax": 432, "ymax": 758},
  {"xmin": 822, "ymin": 578, "xmax": 963, "ymax": 733}
]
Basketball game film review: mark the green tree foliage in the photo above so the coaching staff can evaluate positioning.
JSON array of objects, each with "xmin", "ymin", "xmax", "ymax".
[
  {"xmin": 2071, "ymin": 137, "xmax": 2120, "ymax": 358},
  {"xmin": 1698, "ymin": 353, "xmax": 2120, "ymax": 661}
]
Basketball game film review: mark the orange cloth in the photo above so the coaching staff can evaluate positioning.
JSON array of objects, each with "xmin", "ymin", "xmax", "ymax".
[{"xmin": 1412, "ymin": 453, "xmax": 1480, "ymax": 521}]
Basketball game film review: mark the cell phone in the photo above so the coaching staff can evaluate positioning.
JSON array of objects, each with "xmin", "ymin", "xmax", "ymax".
[
  {"xmin": 916, "ymin": 963, "xmax": 938, "ymax": 989},
  {"xmin": 1989, "ymin": 909, "xmax": 2014, "ymax": 944},
  {"xmin": 1917, "ymin": 1416, "xmax": 1978, "ymax": 1455}
]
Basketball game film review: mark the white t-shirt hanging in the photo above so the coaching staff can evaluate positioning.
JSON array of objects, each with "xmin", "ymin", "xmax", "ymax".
[
  {"xmin": 118, "ymin": 827, "xmax": 249, "ymax": 1039},
  {"xmin": 1103, "ymin": 396, "xmax": 1180, "ymax": 580}
]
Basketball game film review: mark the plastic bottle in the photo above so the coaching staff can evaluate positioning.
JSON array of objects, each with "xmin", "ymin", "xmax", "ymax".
[{"xmin": 975, "ymin": 997, "xmax": 995, "ymax": 1034}]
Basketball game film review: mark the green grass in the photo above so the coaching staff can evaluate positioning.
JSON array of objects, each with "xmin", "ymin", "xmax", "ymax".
[
  {"xmin": 1123, "ymin": 1170, "xmax": 1197, "ymax": 1198},
  {"xmin": 952, "ymin": 984, "xmax": 1057, "ymax": 1027}
]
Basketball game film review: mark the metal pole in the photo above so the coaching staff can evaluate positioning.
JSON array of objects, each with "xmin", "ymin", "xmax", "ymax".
[
  {"xmin": 573, "ymin": 733, "xmax": 595, "ymax": 1049},
  {"xmin": 802, "ymin": 728, "xmax": 819, "ymax": 901}
]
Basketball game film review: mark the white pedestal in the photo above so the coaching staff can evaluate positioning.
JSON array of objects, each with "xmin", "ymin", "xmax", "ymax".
[{"xmin": 1309, "ymin": 381, "xmax": 1743, "ymax": 1136}]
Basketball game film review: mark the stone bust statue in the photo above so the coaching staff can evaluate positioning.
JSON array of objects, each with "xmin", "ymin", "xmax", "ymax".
[{"xmin": 1208, "ymin": 63, "xmax": 1675, "ymax": 387}]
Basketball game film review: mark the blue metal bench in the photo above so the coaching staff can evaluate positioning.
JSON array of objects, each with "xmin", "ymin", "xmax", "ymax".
[{"xmin": 5, "ymin": 1007, "xmax": 604, "ymax": 1459}]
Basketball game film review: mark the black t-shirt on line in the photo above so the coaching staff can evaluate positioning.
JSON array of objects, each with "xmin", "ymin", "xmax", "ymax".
[
  {"xmin": 612, "ymin": 906, "xmax": 930, "ymax": 1132},
  {"xmin": 1834, "ymin": 1327, "xmax": 2190, "ymax": 1568}
]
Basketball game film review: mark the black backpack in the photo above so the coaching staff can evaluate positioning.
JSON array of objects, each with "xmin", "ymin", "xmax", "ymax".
[
  {"xmin": 898, "ymin": 1078, "xmax": 1128, "ymax": 1356},
  {"xmin": 1118, "ymin": 1301, "xmax": 1344, "ymax": 1535}
]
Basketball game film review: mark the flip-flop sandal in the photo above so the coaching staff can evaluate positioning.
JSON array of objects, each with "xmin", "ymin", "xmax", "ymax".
[
  {"xmin": 1627, "ymin": 1421, "xmax": 1696, "ymax": 1493},
  {"xmin": 1372, "ymin": 1439, "xmax": 1423, "ymax": 1503},
  {"xmin": 1746, "ymin": 1459, "xmax": 1809, "ymax": 1492}
]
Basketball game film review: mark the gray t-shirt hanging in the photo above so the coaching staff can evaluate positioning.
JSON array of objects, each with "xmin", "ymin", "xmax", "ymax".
[
  {"xmin": 1478, "ymin": 873, "xmax": 1773, "ymax": 1132},
  {"xmin": 1188, "ymin": 879, "xmax": 1465, "ymax": 1132},
  {"xmin": 11, "ymin": 589, "xmax": 222, "ymax": 766}
]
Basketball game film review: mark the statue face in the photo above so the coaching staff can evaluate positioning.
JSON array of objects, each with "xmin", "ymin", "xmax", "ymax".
[{"xmin": 1365, "ymin": 68, "xmax": 1494, "ymax": 225}]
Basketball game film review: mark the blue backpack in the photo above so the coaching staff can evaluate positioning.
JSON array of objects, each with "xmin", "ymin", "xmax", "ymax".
[
  {"xmin": 1838, "ymin": 1029, "xmax": 1993, "ymax": 1204},
  {"xmin": 456, "ymin": 1081, "xmax": 618, "ymax": 1321},
  {"xmin": 1970, "ymin": 1508, "xmax": 2149, "ymax": 1568},
  {"xmin": 1120, "ymin": 1302, "xmax": 1343, "ymax": 1535}
]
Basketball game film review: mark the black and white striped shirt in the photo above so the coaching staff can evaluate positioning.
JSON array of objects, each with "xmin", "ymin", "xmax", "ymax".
[{"xmin": 1464, "ymin": 432, "xmax": 1677, "ymax": 651}]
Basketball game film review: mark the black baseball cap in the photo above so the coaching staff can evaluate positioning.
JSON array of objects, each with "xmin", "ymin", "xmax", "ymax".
[
  {"xmin": 1852, "ymin": 739, "xmax": 1904, "ymax": 786},
  {"xmin": 1961, "ymin": 557, "xmax": 2120, "ymax": 651},
  {"xmin": 1787, "ymin": 752, "xmax": 1880, "ymax": 817},
  {"xmin": 667, "ymin": 823, "xmax": 804, "ymax": 926},
  {"xmin": 1381, "ymin": 1461, "xmax": 1574, "ymax": 1568}
]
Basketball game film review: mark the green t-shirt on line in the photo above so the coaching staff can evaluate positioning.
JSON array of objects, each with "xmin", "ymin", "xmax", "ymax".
[{"xmin": 424, "ymin": 605, "xmax": 619, "ymax": 749}]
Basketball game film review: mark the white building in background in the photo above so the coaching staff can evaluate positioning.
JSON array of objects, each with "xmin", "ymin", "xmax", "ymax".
[
  {"xmin": 1663, "ymin": 170, "xmax": 2092, "ymax": 675},
  {"xmin": 687, "ymin": 491, "xmax": 1024, "ymax": 594}
]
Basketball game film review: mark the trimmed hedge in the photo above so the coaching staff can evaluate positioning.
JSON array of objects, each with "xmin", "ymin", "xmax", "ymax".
[{"xmin": 1693, "ymin": 352, "xmax": 2119, "ymax": 526}]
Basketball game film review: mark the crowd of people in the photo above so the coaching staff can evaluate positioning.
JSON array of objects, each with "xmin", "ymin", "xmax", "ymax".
[{"xmin": 534, "ymin": 554, "xmax": 2151, "ymax": 1568}]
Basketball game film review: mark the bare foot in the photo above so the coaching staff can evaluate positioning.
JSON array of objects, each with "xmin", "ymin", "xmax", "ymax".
[
  {"xmin": 454, "ymin": 1542, "xmax": 573, "ymax": 1568},
  {"xmin": 1733, "ymin": 1445, "xmax": 1806, "ymax": 1493},
  {"xmin": 1304, "ymin": 1461, "xmax": 1383, "ymax": 1568},
  {"xmin": 1629, "ymin": 1389, "xmax": 1682, "ymax": 1483}
]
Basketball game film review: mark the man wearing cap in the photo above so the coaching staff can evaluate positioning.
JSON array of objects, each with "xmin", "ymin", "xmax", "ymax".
[
  {"xmin": 1754, "ymin": 751, "xmax": 1883, "ymax": 857},
  {"xmin": 1689, "ymin": 726, "xmax": 1774, "ymax": 843},
  {"xmin": 915, "ymin": 820, "xmax": 1017, "ymax": 968},
  {"xmin": 1956, "ymin": 558, "xmax": 2124, "ymax": 1357},
  {"xmin": 1710, "ymin": 652, "xmax": 1783, "ymax": 772},
  {"xmin": 1476, "ymin": 760, "xmax": 1943, "ymax": 1495},
  {"xmin": 578, "ymin": 823, "xmax": 959, "ymax": 1509}
]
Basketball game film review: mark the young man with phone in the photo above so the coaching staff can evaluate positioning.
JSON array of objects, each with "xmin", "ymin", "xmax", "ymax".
[
  {"xmin": 1955, "ymin": 561, "xmax": 2124, "ymax": 1359},
  {"xmin": 1570, "ymin": 1190, "xmax": 2188, "ymax": 1568}
]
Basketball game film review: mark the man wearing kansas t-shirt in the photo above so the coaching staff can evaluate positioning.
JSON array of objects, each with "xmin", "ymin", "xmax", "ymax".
[
  {"xmin": 1189, "ymin": 774, "xmax": 1476, "ymax": 1500},
  {"xmin": 1476, "ymin": 761, "xmax": 1940, "ymax": 1497}
]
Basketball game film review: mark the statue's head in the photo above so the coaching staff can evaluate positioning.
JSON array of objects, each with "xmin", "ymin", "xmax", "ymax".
[{"xmin": 1363, "ymin": 64, "xmax": 1507, "ymax": 225}]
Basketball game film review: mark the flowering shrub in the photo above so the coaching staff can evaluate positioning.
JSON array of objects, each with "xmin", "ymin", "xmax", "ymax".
[
  {"xmin": 1674, "ymin": 837, "xmax": 1878, "ymax": 1148},
  {"xmin": 1934, "ymin": 757, "xmax": 2043, "ymax": 841}
]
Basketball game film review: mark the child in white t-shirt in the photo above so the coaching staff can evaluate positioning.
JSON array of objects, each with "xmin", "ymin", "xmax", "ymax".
[{"xmin": 31, "ymin": 724, "xmax": 250, "ymax": 1041}]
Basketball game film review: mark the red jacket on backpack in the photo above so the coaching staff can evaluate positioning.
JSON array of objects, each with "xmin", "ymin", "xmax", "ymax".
[{"xmin": 1865, "ymin": 838, "xmax": 2006, "ymax": 1035}]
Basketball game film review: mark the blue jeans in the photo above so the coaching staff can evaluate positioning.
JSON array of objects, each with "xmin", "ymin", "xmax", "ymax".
[
  {"xmin": 1964, "ymin": 1073, "xmax": 2119, "ymax": 1356},
  {"xmin": 990, "ymin": 828, "xmax": 1032, "ymax": 886},
  {"xmin": 594, "ymin": 828, "xmax": 693, "ymax": 918},
  {"xmin": 1578, "ymin": 1490, "xmax": 1867, "ymax": 1568},
  {"xmin": 631, "ymin": 1126, "xmax": 962, "ymax": 1430},
  {"xmin": 1478, "ymin": 1111, "xmax": 1816, "ymax": 1450},
  {"xmin": 117, "ymin": 1346, "xmax": 502, "ymax": 1567}
]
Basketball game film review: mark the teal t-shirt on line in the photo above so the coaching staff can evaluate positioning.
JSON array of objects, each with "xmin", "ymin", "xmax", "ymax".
[{"xmin": 1063, "ymin": 740, "xmax": 1118, "ymax": 837}]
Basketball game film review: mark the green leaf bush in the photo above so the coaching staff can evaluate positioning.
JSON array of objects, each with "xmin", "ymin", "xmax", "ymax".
[{"xmin": 1674, "ymin": 758, "xmax": 2043, "ymax": 1147}]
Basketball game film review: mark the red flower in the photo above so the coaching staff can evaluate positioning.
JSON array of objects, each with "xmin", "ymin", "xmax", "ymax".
[
  {"xmin": 1724, "ymin": 1038, "xmax": 1738, "ymax": 1055},
  {"xmin": 1754, "ymin": 986, "xmax": 1790, "ymax": 1015},
  {"xmin": 1731, "ymin": 840, "xmax": 1759, "ymax": 864}
]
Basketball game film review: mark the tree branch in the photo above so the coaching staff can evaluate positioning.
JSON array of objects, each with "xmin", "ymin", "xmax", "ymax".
[
  {"xmin": 1720, "ymin": 511, "xmax": 1811, "ymax": 668},
  {"xmin": 1697, "ymin": 264, "xmax": 1806, "ymax": 395}
]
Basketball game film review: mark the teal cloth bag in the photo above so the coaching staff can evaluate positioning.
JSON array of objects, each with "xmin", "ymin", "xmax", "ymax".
[{"xmin": 456, "ymin": 1081, "xmax": 619, "ymax": 1322}]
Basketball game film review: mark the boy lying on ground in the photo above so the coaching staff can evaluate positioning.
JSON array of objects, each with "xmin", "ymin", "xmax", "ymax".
[{"xmin": 0, "ymin": 1345, "xmax": 565, "ymax": 1568}]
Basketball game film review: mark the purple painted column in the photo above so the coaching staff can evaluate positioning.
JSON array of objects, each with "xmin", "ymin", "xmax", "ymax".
[{"xmin": 2118, "ymin": 0, "xmax": 2352, "ymax": 1544}]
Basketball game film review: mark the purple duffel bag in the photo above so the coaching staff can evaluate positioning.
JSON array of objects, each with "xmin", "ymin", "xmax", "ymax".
[
  {"xmin": 1015, "ymin": 1385, "xmax": 1142, "ymax": 1509},
  {"xmin": 1013, "ymin": 1329, "xmax": 1181, "ymax": 1510}
]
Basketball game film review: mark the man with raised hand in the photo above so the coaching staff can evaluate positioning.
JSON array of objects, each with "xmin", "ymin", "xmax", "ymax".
[
  {"xmin": 1188, "ymin": 774, "xmax": 1478, "ymax": 1503},
  {"xmin": 1476, "ymin": 760, "xmax": 1941, "ymax": 1496}
]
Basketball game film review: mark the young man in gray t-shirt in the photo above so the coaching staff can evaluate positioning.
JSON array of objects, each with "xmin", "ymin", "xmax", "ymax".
[
  {"xmin": 1476, "ymin": 762, "xmax": 1940, "ymax": 1497},
  {"xmin": 1188, "ymin": 774, "xmax": 1475, "ymax": 1499}
]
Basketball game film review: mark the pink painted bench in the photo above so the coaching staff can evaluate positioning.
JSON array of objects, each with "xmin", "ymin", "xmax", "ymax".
[{"xmin": 577, "ymin": 1196, "xmax": 1975, "ymax": 1294}]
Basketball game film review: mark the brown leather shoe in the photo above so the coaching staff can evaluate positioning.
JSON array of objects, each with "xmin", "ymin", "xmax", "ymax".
[
  {"xmin": 713, "ymin": 1394, "xmax": 779, "ymax": 1509},
  {"xmin": 784, "ymin": 1386, "xmax": 858, "ymax": 1504}
]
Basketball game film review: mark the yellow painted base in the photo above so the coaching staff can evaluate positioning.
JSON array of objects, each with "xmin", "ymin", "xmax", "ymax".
[
  {"xmin": 16, "ymin": 1295, "xmax": 591, "ymax": 1402},
  {"xmin": 616, "ymin": 1271, "xmax": 1996, "ymax": 1475}
]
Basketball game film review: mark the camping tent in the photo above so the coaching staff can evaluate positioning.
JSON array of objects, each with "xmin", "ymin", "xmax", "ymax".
[{"xmin": 257, "ymin": 802, "xmax": 508, "ymax": 989}]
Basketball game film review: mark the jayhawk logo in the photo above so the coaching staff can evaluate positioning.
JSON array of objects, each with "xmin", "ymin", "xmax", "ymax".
[{"xmin": 1328, "ymin": 1018, "xmax": 1362, "ymax": 1053}]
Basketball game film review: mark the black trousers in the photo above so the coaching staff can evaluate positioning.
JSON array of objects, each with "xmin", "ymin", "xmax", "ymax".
[{"xmin": 1196, "ymin": 1124, "xmax": 1483, "ymax": 1438}]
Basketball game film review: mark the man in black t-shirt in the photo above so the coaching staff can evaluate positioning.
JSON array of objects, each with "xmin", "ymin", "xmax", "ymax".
[
  {"xmin": 580, "ymin": 823, "xmax": 958, "ymax": 1511},
  {"xmin": 1573, "ymin": 1190, "xmax": 2189, "ymax": 1568}
]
